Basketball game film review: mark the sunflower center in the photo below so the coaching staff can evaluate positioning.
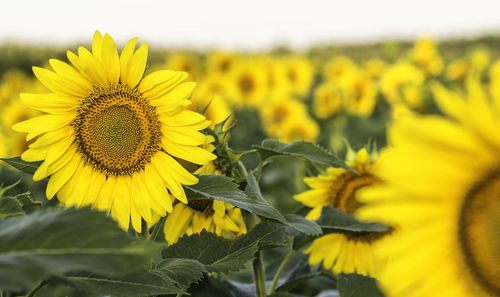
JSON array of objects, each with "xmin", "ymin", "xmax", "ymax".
[
  {"xmin": 239, "ymin": 75, "xmax": 255, "ymax": 93},
  {"xmin": 460, "ymin": 169, "xmax": 500, "ymax": 294},
  {"xmin": 328, "ymin": 172, "xmax": 379, "ymax": 214},
  {"xmin": 72, "ymin": 84, "xmax": 162, "ymax": 176},
  {"xmin": 187, "ymin": 199, "xmax": 214, "ymax": 216}
]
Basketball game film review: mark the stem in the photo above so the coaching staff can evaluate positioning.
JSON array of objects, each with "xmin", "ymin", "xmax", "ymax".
[
  {"xmin": 149, "ymin": 216, "xmax": 166, "ymax": 241},
  {"xmin": 26, "ymin": 280, "xmax": 49, "ymax": 297},
  {"xmin": 141, "ymin": 219, "xmax": 148, "ymax": 239},
  {"xmin": 252, "ymin": 251, "xmax": 267, "ymax": 297},
  {"xmin": 175, "ymin": 291, "xmax": 185, "ymax": 297},
  {"xmin": 268, "ymin": 249, "xmax": 297, "ymax": 294}
]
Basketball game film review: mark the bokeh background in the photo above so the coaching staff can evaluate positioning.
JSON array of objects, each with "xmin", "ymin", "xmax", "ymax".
[{"xmin": 2, "ymin": 0, "xmax": 500, "ymax": 221}]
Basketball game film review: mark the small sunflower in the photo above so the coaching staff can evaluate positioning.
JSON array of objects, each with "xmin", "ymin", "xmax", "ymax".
[
  {"xmin": 357, "ymin": 78, "xmax": 500, "ymax": 296},
  {"xmin": 281, "ymin": 56, "xmax": 314, "ymax": 98},
  {"xmin": 323, "ymin": 56, "xmax": 358, "ymax": 83},
  {"xmin": 206, "ymin": 51, "xmax": 237, "ymax": 76},
  {"xmin": 411, "ymin": 38, "xmax": 443, "ymax": 76},
  {"xmin": 13, "ymin": 31, "xmax": 216, "ymax": 232},
  {"xmin": 380, "ymin": 62, "xmax": 425, "ymax": 109},
  {"xmin": 260, "ymin": 97, "xmax": 308, "ymax": 137},
  {"xmin": 446, "ymin": 58, "xmax": 469, "ymax": 82},
  {"xmin": 278, "ymin": 115, "xmax": 319, "ymax": 143},
  {"xmin": 340, "ymin": 70, "xmax": 377, "ymax": 116},
  {"xmin": 294, "ymin": 149, "xmax": 391, "ymax": 276},
  {"xmin": 313, "ymin": 82, "xmax": 343, "ymax": 119},
  {"xmin": 227, "ymin": 59, "xmax": 268, "ymax": 107},
  {"xmin": 163, "ymin": 136, "xmax": 246, "ymax": 244},
  {"xmin": 165, "ymin": 52, "xmax": 201, "ymax": 80}
]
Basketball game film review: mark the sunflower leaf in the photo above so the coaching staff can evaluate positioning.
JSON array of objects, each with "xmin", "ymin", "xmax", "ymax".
[
  {"xmin": 162, "ymin": 221, "xmax": 286, "ymax": 274},
  {"xmin": 155, "ymin": 258, "xmax": 207, "ymax": 290},
  {"xmin": 317, "ymin": 207, "xmax": 389, "ymax": 234},
  {"xmin": 253, "ymin": 139, "xmax": 350, "ymax": 170},
  {"xmin": 285, "ymin": 214, "xmax": 322, "ymax": 236},
  {"xmin": 184, "ymin": 174, "xmax": 286, "ymax": 223},
  {"xmin": 1, "ymin": 156, "xmax": 42, "ymax": 175},
  {"xmin": 0, "ymin": 207, "xmax": 160, "ymax": 291},
  {"xmin": 51, "ymin": 271, "xmax": 181, "ymax": 296},
  {"xmin": 337, "ymin": 273, "xmax": 384, "ymax": 297},
  {"xmin": 0, "ymin": 196, "xmax": 24, "ymax": 217}
]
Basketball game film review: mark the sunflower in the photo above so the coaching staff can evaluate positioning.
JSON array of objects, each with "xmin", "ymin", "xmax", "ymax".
[
  {"xmin": 278, "ymin": 114, "xmax": 319, "ymax": 143},
  {"xmin": 294, "ymin": 149, "xmax": 391, "ymax": 276},
  {"xmin": 227, "ymin": 59, "xmax": 268, "ymax": 107},
  {"xmin": 380, "ymin": 62, "xmax": 425, "ymax": 109},
  {"xmin": 191, "ymin": 77, "xmax": 232, "ymax": 128},
  {"xmin": 411, "ymin": 38, "xmax": 443, "ymax": 76},
  {"xmin": 206, "ymin": 51, "xmax": 237, "ymax": 76},
  {"xmin": 163, "ymin": 136, "xmax": 246, "ymax": 244},
  {"xmin": 313, "ymin": 82, "xmax": 343, "ymax": 119},
  {"xmin": 260, "ymin": 96, "xmax": 308, "ymax": 138},
  {"xmin": 357, "ymin": 78, "xmax": 500, "ymax": 296},
  {"xmin": 280, "ymin": 56, "xmax": 314, "ymax": 98},
  {"xmin": 323, "ymin": 56, "xmax": 358, "ymax": 83},
  {"xmin": 13, "ymin": 31, "xmax": 216, "ymax": 232},
  {"xmin": 340, "ymin": 70, "xmax": 377, "ymax": 116},
  {"xmin": 2, "ymin": 101, "xmax": 40, "ymax": 156},
  {"xmin": 165, "ymin": 52, "xmax": 201, "ymax": 80}
]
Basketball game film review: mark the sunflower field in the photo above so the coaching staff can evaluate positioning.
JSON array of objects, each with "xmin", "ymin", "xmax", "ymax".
[{"xmin": 0, "ymin": 32, "xmax": 499, "ymax": 297}]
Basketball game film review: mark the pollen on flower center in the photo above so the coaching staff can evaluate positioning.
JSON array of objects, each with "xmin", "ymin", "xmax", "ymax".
[
  {"xmin": 460, "ymin": 169, "xmax": 500, "ymax": 294},
  {"xmin": 72, "ymin": 84, "xmax": 162, "ymax": 176}
]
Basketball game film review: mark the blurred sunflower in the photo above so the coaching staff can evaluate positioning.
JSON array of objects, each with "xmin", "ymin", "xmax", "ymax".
[
  {"xmin": 295, "ymin": 149, "xmax": 391, "ymax": 276},
  {"xmin": 363, "ymin": 58, "xmax": 387, "ymax": 80},
  {"xmin": 313, "ymin": 82, "xmax": 343, "ymax": 119},
  {"xmin": 470, "ymin": 47, "xmax": 490, "ymax": 73},
  {"xmin": 164, "ymin": 136, "xmax": 246, "ymax": 244},
  {"xmin": 190, "ymin": 81, "xmax": 232, "ymax": 128},
  {"xmin": 340, "ymin": 70, "xmax": 377, "ymax": 116},
  {"xmin": 357, "ymin": 78, "xmax": 500, "ymax": 296},
  {"xmin": 13, "ymin": 31, "xmax": 216, "ymax": 232},
  {"xmin": 260, "ymin": 97, "xmax": 308, "ymax": 137},
  {"xmin": 411, "ymin": 38, "xmax": 443, "ymax": 76},
  {"xmin": 281, "ymin": 56, "xmax": 314, "ymax": 98},
  {"xmin": 323, "ymin": 56, "xmax": 357, "ymax": 83},
  {"xmin": 446, "ymin": 58, "xmax": 469, "ymax": 82},
  {"xmin": 206, "ymin": 51, "xmax": 237, "ymax": 76},
  {"xmin": 278, "ymin": 115, "xmax": 319, "ymax": 143},
  {"xmin": 165, "ymin": 52, "xmax": 201, "ymax": 80},
  {"xmin": 380, "ymin": 62, "xmax": 425, "ymax": 109},
  {"xmin": 227, "ymin": 59, "xmax": 268, "ymax": 107},
  {"xmin": 2, "ymin": 101, "xmax": 40, "ymax": 156}
]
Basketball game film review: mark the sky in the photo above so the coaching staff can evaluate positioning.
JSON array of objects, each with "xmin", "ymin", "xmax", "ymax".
[{"xmin": 2, "ymin": 0, "xmax": 500, "ymax": 51}]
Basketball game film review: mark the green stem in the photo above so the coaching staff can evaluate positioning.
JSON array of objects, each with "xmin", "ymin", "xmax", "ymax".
[
  {"xmin": 252, "ymin": 250, "xmax": 267, "ymax": 297},
  {"xmin": 26, "ymin": 280, "xmax": 49, "ymax": 297},
  {"xmin": 268, "ymin": 249, "xmax": 297, "ymax": 295},
  {"xmin": 149, "ymin": 216, "xmax": 166, "ymax": 241},
  {"xmin": 141, "ymin": 219, "xmax": 148, "ymax": 239},
  {"xmin": 175, "ymin": 291, "xmax": 185, "ymax": 297}
]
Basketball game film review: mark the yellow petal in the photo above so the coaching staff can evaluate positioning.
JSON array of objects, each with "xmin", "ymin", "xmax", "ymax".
[
  {"xmin": 102, "ymin": 33, "xmax": 120, "ymax": 84},
  {"xmin": 162, "ymin": 138, "xmax": 216, "ymax": 165},
  {"xmin": 46, "ymin": 155, "xmax": 81, "ymax": 199},
  {"xmin": 13, "ymin": 113, "xmax": 75, "ymax": 141},
  {"xmin": 161, "ymin": 125, "xmax": 207, "ymax": 146},
  {"xmin": 138, "ymin": 70, "xmax": 177, "ymax": 93},
  {"xmin": 131, "ymin": 173, "xmax": 153, "ymax": 224},
  {"xmin": 94, "ymin": 176, "xmax": 116, "ymax": 213},
  {"xmin": 21, "ymin": 92, "xmax": 78, "ymax": 114},
  {"xmin": 119, "ymin": 37, "xmax": 138, "ymax": 84},
  {"xmin": 124, "ymin": 42, "xmax": 148, "ymax": 88},
  {"xmin": 33, "ymin": 67, "xmax": 88, "ymax": 97},
  {"xmin": 160, "ymin": 110, "xmax": 207, "ymax": 127},
  {"xmin": 151, "ymin": 154, "xmax": 186, "ymax": 202},
  {"xmin": 77, "ymin": 47, "xmax": 107, "ymax": 86},
  {"xmin": 92, "ymin": 31, "xmax": 104, "ymax": 60},
  {"xmin": 111, "ymin": 176, "xmax": 131, "ymax": 230},
  {"xmin": 28, "ymin": 126, "xmax": 73, "ymax": 149},
  {"xmin": 49, "ymin": 59, "xmax": 92, "ymax": 91},
  {"xmin": 150, "ymin": 81, "xmax": 197, "ymax": 107},
  {"xmin": 33, "ymin": 136, "xmax": 73, "ymax": 181},
  {"xmin": 141, "ymin": 71, "xmax": 189, "ymax": 100},
  {"xmin": 78, "ymin": 169, "xmax": 106, "ymax": 208}
]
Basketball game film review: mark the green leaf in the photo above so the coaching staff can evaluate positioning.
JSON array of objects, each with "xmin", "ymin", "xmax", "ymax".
[
  {"xmin": 1, "ymin": 156, "xmax": 42, "ymax": 175},
  {"xmin": 0, "ymin": 207, "xmax": 159, "ymax": 291},
  {"xmin": 156, "ymin": 258, "xmax": 207, "ymax": 290},
  {"xmin": 285, "ymin": 214, "xmax": 322, "ymax": 236},
  {"xmin": 52, "ymin": 271, "xmax": 180, "ymax": 296},
  {"xmin": 337, "ymin": 274, "xmax": 384, "ymax": 297},
  {"xmin": 317, "ymin": 207, "xmax": 389, "ymax": 235},
  {"xmin": 276, "ymin": 271, "xmax": 323, "ymax": 292},
  {"xmin": 162, "ymin": 222, "xmax": 286, "ymax": 274},
  {"xmin": 162, "ymin": 230, "xmax": 257, "ymax": 274},
  {"xmin": 15, "ymin": 192, "xmax": 42, "ymax": 213},
  {"xmin": 185, "ymin": 174, "xmax": 286, "ymax": 223},
  {"xmin": 253, "ymin": 139, "xmax": 350, "ymax": 169},
  {"xmin": 0, "ymin": 196, "xmax": 23, "ymax": 217},
  {"xmin": 0, "ymin": 179, "xmax": 21, "ymax": 198}
]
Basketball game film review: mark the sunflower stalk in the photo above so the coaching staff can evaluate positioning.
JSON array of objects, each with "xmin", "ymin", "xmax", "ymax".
[{"xmin": 26, "ymin": 280, "xmax": 49, "ymax": 297}]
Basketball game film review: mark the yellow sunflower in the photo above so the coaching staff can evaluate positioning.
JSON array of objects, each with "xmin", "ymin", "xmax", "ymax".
[
  {"xmin": 323, "ymin": 56, "xmax": 358, "ymax": 83},
  {"xmin": 411, "ymin": 37, "xmax": 443, "ymax": 76},
  {"xmin": 260, "ymin": 97, "xmax": 308, "ymax": 138},
  {"xmin": 340, "ymin": 70, "xmax": 377, "ymax": 116},
  {"xmin": 280, "ymin": 56, "xmax": 314, "ymax": 98},
  {"xmin": 380, "ymin": 62, "xmax": 425, "ymax": 109},
  {"xmin": 357, "ymin": 78, "xmax": 500, "ymax": 296},
  {"xmin": 2, "ymin": 101, "xmax": 40, "ymax": 157},
  {"xmin": 165, "ymin": 52, "xmax": 201, "ymax": 80},
  {"xmin": 13, "ymin": 31, "xmax": 216, "ymax": 232},
  {"xmin": 446, "ymin": 58, "xmax": 469, "ymax": 82},
  {"xmin": 191, "ymin": 77, "xmax": 232, "ymax": 128},
  {"xmin": 206, "ymin": 51, "xmax": 237, "ymax": 76},
  {"xmin": 313, "ymin": 82, "xmax": 343, "ymax": 119},
  {"xmin": 294, "ymin": 148, "xmax": 391, "ymax": 277},
  {"xmin": 278, "ymin": 114, "xmax": 319, "ymax": 143},
  {"xmin": 227, "ymin": 59, "xmax": 268, "ymax": 107},
  {"xmin": 163, "ymin": 136, "xmax": 246, "ymax": 244}
]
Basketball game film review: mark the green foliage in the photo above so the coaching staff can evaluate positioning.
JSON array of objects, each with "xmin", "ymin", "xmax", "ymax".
[
  {"xmin": 185, "ymin": 174, "xmax": 286, "ymax": 223},
  {"xmin": 52, "ymin": 271, "xmax": 180, "ymax": 297},
  {"xmin": 155, "ymin": 258, "xmax": 207, "ymax": 290},
  {"xmin": 162, "ymin": 221, "xmax": 286, "ymax": 274},
  {"xmin": 285, "ymin": 214, "xmax": 322, "ymax": 236},
  {"xmin": 1, "ymin": 157, "xmax": 42, "ymax": 175},
  {"xmin": 253, "ymin": 139, "xmax": 350, "ymax": 169},
  {"xmin": 0, "ymin": 207, "xmax": 159, "ymax": 291},
  {"xmin": 337, "ymin": 274, "xmax": 384, "ymax": 297},
  {"xmin": 317, "ymin": 207, "xmax": 389, "ymax": 235}
]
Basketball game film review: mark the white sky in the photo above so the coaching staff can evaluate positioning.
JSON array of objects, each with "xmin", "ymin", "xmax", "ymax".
[{"xmin": 2, "ymin": 0, "xmax": 500, "ymax": 51}]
